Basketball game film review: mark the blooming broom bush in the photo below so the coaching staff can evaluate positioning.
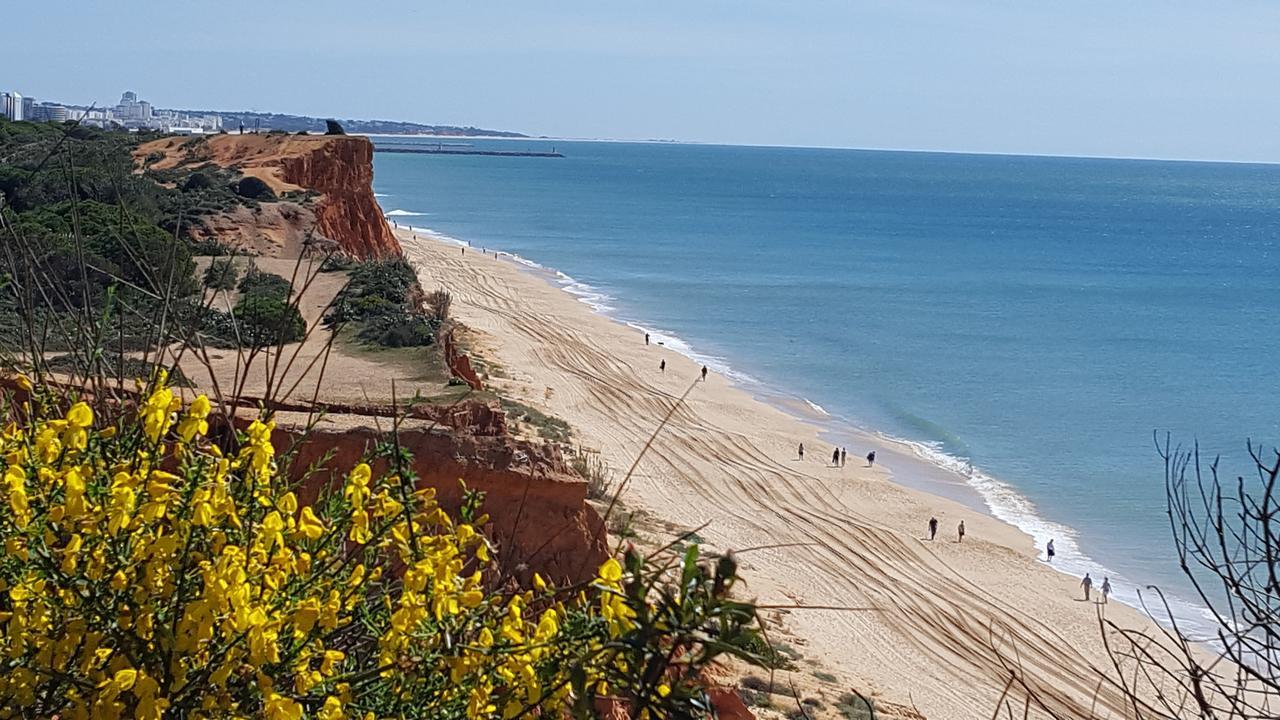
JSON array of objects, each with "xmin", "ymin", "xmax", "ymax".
[{"xmin": 0, "ymin": 375, "xmax": 763, "ymax": 719}]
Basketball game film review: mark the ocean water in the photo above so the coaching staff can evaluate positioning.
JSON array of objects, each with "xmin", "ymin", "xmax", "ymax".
[{"xmin": 371, "ymin": 137, "xmax": 1280, "ymax": 631}]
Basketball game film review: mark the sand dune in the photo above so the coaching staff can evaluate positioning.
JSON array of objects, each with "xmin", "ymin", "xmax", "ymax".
[{"xmin": 402, "ymin": 230, "xmax": 1182, "ymax": 719}]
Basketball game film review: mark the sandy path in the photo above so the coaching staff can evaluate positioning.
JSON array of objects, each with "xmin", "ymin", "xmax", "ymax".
[{"xmin": 401, "ymin": 229, "xmax": 1171, "ymax": 719}]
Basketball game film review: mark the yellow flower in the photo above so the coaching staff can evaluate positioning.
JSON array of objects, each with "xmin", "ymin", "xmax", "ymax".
[
  {"xmin": 298, "ymin": 506, "xmax": 326, "ymax": 540},
  {"xmin": 62, "ymin": 402, "xmax": 93, "ymax": 451},
  {"xmin": 318, "ymin": 696, "xmax": 345, "ymax": 720},
  {"xmin": 176, "ymin": 394, "xmax": 211, "ymax": 442},
  {"xmin": 142, "ymin": 386, "xmax": 177, "ymax": 442},
  {"xmin": 264, "ymin": 692, "xmax": 303, "ymax": 720},
  {"xmin": 98, "ymin": 668, "xmax": 136, "ymax": 700},
  {"xmin": 598, "ymin": 557, "xmax": 623, "ymax": 584}
]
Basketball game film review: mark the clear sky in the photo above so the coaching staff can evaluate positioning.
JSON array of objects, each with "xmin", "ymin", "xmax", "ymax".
[{"xmin": 5, "ymin": 1, "xmax": 1280, "ymax": 162}]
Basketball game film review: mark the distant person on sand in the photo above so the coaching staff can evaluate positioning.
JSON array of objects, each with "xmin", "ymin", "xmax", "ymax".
[
  {"xmin": 957, "ymin": 520, "xmax": 965, "ymax": 543},
  {"xmin": 928, "ymin": 516, "xmax": 938, "ymax": 541},
  {"xmin": 1101, "ymin": 577, "xmax": 1112, "ymax": 604},
  {"xmin": 701, "ymin": 366, "xmax": 708, "ymax": 381},
  {"xmin": 645, "ymin": 333, "xmax": 650, "ymax": 345},
  {"xmin": 832, "ymin": 448, "xmax": 840, "ymax": 466},
  {"xmin": 1046, "ymin": 539, "xmax": 1056, "ymax": 563},
  {"xmin": 840, "ymin": 448, "xmax": 847, "ymax": 467},
  {"xmin": 798, "ymin": 443, "xmax": 805, "ymax": 461},
  {"xmin": 659, "ymin": 359, "xmax": 666, "ymax": 373},
  {"xmin": 866, "ymin": 450, "xmax": 876, "ymax": 467},
  {"xmin": 1081, "ymin": 573, "xmax": 1093, "ymax": 601}
]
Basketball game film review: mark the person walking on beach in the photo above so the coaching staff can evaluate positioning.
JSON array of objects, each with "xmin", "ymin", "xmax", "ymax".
[
  {"xmin": 1101, "ymin": 577, "xmax": 1112, "ymax": 604},
  {"xmin": 1047, "ymin": 539, "xmax": 1056, "ymax": 563},
  {"xmin": 701, "ymin": 366, "xmax": 708, "ymax": 381},
  {"xmin": 928, "ymin": 516, "xmax": 938, "ymax": 541},
  {"xmin": 840, "ymin": 448, "xmax": 847, "ymax": 467},
  {"xmin": 1081, "ymin": 573, "xmax": 1093, "ymax": 602},
  {"xmin": 832, "ymin": 448, "xmax": 840, "ymax": 466},
  {"xmin": 798, "ymin": 443, "xmax": 805, "ymax": 461},
  {"xmin": 866, "ymin": 450, "xmax": 876, "ymax": 467},
  {"xmin": 957, "ymin": 520, "xmax": 966, "ymax": 543},
  {"xmin": 645, "ymin": 333, "xmax": 650, "ymax": 345},
  {"xmin": 659, "ymin": 359, "xmax": 666, "ymax": 373}
]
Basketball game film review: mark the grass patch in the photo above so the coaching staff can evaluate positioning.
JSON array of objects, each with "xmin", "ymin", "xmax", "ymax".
[
  {"xmin": 742, "ymin": 635, "xmax": 799, "ymax": 671},
  {"xmin": 836, "ymin": 692, "xmax": 876, "ymax": 720},
  {"xmin": 571, "ymin": 448, "xmax": 613, "ymax": 500},
  {"xmin": 737, "ymin": 688, "xmax": 771, "ymax": 709},
  {"xmin": 500, "ymin": 398, "xmax": 571, "ymax": 443}
]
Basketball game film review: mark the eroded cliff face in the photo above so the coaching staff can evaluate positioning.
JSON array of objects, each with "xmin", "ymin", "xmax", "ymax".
[
  {"xmin": 265, "ymin": 412, "xmax": 609, "ymax": 586},
  {"xmin": 135, "ymin": 133, "xmax": 400, "ymax": 259}
]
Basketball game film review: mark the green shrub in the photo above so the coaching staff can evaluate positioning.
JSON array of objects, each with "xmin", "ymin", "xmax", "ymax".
[
  {"xmin": 325, "ymin": 257, "xmax": 436, "ymax": 348},
  {"xmin": 231, "ymin": 293, "xmax": 305, "ymax": 347},
  {"xmin": 203, "ymin": 258, "xmax": 238, "ymax": 289},
  {"xmin": 238, "ymin": 265, "xmax": 292, "ymax": 299},
  {"xmin": 233, "ymin": 175, "xmax": 276, "ymax": 201}
]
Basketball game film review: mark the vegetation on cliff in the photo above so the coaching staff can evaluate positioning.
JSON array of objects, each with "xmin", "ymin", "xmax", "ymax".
[
  {"xmin": 324, "ymin": 257, "xmax": 438, "ymax": 348},
  {"xmin": 0, "ymin": 372, "xmax": 770, "ymax": 718}
]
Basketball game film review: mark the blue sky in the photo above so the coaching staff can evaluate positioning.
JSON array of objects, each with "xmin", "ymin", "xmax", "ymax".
[{"xmin": 5, "ymin": 1, "xmax": 1279, "ymax": 162}]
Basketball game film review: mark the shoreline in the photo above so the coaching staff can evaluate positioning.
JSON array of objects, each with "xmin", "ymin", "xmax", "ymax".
[
  {"xmin": 397, "ymin": 224, "xmax": 1196, "ymax": 717},
  {"xmin": 394, "ymin": 222, "xmax": 1211, "ymax": 635}
]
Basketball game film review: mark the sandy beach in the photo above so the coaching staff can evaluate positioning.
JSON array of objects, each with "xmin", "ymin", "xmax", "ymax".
[{"xmin": 400, "ymin": 228, "xmax": 1179, "ymax": 718}]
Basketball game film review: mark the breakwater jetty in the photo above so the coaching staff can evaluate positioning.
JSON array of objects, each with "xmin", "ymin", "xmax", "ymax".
[{"xmin": 374, "ymin": 145, "xmax": 564, "ymax": 158}]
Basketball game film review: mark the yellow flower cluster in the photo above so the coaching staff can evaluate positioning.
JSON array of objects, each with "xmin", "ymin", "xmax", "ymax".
[{"xmin": 0, "ymin": 377, "xmax": 739, "ymax": 719}]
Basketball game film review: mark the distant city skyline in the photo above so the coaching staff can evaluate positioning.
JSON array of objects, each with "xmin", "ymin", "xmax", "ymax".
[{"xmin": 4, "ymin": 1, "xmax": 1280, "ymax": 162}]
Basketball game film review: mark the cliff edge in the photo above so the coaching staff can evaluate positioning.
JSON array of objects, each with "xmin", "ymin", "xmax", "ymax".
[{"xmin": 135, "ymin": 133, "xmax": 400, "ymax": 258}]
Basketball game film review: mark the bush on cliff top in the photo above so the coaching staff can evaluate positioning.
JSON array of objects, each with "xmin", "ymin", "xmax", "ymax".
[
  {"xmin": 0, "ymin": 375, "xmax": 769, "ymax": 718},
  {"xmin": 325, "ymin": 257, "xmax": 438, "ymax": 348}
]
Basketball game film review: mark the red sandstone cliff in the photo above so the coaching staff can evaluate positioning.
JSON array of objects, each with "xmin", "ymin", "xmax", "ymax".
[
  {"xmin": 271, "ymin": 417, "xmax": 609, "ymax": 586},
  {"xmin": 135, "ymin": 133, "xmax": 400, "ymax": 259}
]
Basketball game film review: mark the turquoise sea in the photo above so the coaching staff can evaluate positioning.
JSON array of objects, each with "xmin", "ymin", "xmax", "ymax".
[{"xmin": 371, "ymin": 137, "xmax": 1280, "ymax": 633}]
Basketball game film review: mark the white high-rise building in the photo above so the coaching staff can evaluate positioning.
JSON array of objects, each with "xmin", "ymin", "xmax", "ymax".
[{"xmin": 2, "ymin": 92, "xmax": 24, "ymax": 120}]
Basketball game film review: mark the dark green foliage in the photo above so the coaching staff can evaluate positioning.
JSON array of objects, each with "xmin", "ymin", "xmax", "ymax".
[
  {"xmin": 237, "ymin": 265, "xmax": 292, "ymax": 299},
  {"xmin": 45, "ymin": 352, "xmax": 194, "ymax": 387},
  {"xmin": 180, "ymin": 171, "xmax": 216, "ymax": 191},
  {"xmin": 319, "ymin": 254, "xmax": 357, "ymax": 272},
  {"xmin": 325, "ymin": 258, "xmax": 437, "ymax": 348},
  {"xmin": 203, "ymin": 258, "xmax": 238, "ymax": 289},
  {"xmin": 228, "ymin": 293, "xmax": 305, "ymax": 347},
  {"xmin": 324, "ymin": 119, "xmax": 346, "ymax": 135},
  {"xmin": 233, "ymin": 176, "xmax": 276, "ymax": 201},
  {"xmin": 192, "ymin": 269, "xmax": 305, "ymax": 348},
  {"xmin": 11, "ymin": 200, "xmax": 196, "ymax": 298}
]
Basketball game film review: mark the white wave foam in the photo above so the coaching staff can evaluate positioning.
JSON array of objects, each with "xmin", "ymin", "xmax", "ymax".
[
  {"xmin": 887, "ymin": 434, "xmax": 1219, "ymax": 639},
  {"xmin": 804, "ymin": 399, "xmax": 830, "ymax": 417},
  {"xmin": 401, "ymin": 223, "xmax": 1216, "ymax": 639},
  {"xmin": 374, "ymin": 192, "xmax": 389, "ymax": 197},
  {"xmin": 386, "ymin": 209, "xmax": 429, "ymax": 217},
  {"xmin": 404, "ymin": 225, "xmax": 470, "ymax": 248}
]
